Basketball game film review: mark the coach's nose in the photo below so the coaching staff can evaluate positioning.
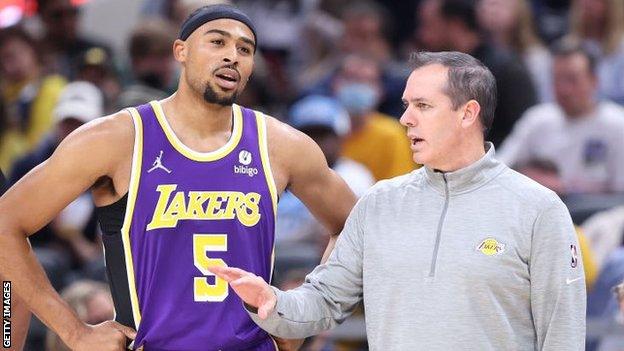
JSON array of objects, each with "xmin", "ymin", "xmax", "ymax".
[{"xmin": 400, "ymin": 107, "xmax": 417, "ymax": 128}]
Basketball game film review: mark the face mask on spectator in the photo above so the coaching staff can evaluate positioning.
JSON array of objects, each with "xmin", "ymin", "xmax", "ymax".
[{"xmin": 336, "ymin": 83, "xmax": 378, "ymax": 116}]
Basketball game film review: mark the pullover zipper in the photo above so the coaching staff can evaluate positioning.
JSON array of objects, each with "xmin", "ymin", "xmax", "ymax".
[{"xmin": 429, "ymin": 174, "xmax": 449, "ymax": 277}]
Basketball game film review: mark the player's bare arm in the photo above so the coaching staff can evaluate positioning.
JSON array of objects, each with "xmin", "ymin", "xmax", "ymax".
[
  {"xmin": 265, "ymin": 116, "xmax": 357, "ymax": 262},
  {"xmin": 0, "ymin": 174, "xmax": 30, "ymax": 350},
  {"xmin": 0, "ymin": 111, "xmax": 137, "ymax": 350},
  {"xmin": 0, "ymin": 282, "xmax": 30, "ymax": 350}
]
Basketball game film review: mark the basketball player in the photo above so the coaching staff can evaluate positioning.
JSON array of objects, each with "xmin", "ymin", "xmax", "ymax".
[{"xmin": 0, "ymin": 5, "xmax": 356, "ymax": 351}]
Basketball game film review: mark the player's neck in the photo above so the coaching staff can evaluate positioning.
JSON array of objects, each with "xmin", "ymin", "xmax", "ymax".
[{"xmin": 163, "ymin": 91, "xmax": 234, "ymax": 137}]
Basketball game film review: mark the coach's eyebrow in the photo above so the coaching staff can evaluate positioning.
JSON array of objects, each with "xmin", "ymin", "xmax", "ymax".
[
  {"xmin": 407, "ymin": 97, "xmax": 434, "ymax": 105},
  {"xmin": 402, "ymin": 97, "xmax": 431, "ymax": 104}
]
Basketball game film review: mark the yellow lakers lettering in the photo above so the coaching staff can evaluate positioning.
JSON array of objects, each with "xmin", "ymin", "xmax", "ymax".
[{"xmin": 147, "ymin": 184, "xmax": 261, "ymax": 230}]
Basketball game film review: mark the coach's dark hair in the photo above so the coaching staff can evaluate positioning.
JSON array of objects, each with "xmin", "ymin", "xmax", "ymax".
[
  {"xmin": 410, "ymin": 51, "xmax": 497, "ymax": 134},
  {"xmin": 550, "ymin": 38, "xmax": 598, "ymax": 75}
]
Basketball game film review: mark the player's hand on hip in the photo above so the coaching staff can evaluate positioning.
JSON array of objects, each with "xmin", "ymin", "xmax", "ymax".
[
  {"xmin": 208, "ymin": 266, "xmax": 277, "ymax": 319},
  {"xmin": 67, "ymin": 320, "xmax": 136, "ymax": 351}
]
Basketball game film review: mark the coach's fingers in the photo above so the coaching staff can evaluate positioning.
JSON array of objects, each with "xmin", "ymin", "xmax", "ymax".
[
  {"xmin": 230, "ymin": 275, "xmax": 260, "ymax": 288},
  {"xmin": 208, "ymin": 266, "xmax": 251, "ymax": 282},
  {"xmin": 111, "ymin": 321, "xmax": 137, "ymax": 340},
  {"xmin": 208, "ymin": 266, "xmax": 241, "ymax": 282},
  {"xmin": 226, "ymin": 267, "xmax": 256, "ymax": 278},
  {"xmin": 258, "ymin": 300, "xmax": 276, "ymax": 320}
]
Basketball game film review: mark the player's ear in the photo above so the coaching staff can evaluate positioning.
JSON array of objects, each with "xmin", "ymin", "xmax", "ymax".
[{"xmin": 173, "ymin": 39, "xmax": 187, "ymax": 63}]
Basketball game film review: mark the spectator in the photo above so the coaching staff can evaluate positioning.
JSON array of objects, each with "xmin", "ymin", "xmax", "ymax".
[
  {"xmin": 45, "ymin": 280, "xmax": 114, "ymax": 351},
  {"xmin": 0, "ymin": 96, "xmax": 27, "ymax": 174},
  {"xmin": 437, "ymin": 0, "xmax": 537, "ymax": 146},
  {"xmin": 568, "ymin": 0, "xmax": 624, "ymax": 104},
  {"xmin": 338, "ymin": 1, "xmax": 407, "ymax": 117},
  {"xmin": 0, "ymin": 25, "xmax": 66, "ymax": 165},
  {"xmin": 576, "ymin": 226, "xmax": 599, "ymax": 290},
  {"xmin": 531, "ymin": 0, "xmax": 571, "ymax": 44},
  {"xmin": 299, "ymin": 1, "xmax": 407, "ymax": 116},
  {"xmin": 582, "ymin": 205, "xmax": 624, "ymax": 270},
  {"xmin": 116, "ymin": 19, "xmax": 176, "ymax": 109},
  {"xmin": 586, "ymin": 249, "xmax": 624, "ymax": 351},
  {"xmin": 414, "ymin": 0, "xmax": 447, "ymax": 52},
  {"xmin": 331, "ymin": 54, "xmax": 416, "ymax": 181},
  {"xmin": 498, "ymin": 40, "xmax": 624, "ymax": 195},
  {"xmin": 0, "ymin": 169, "xmax": 6, "ymax": 194},
  {"xmin": 617, "ymin": 282, "xmax": 624, "ymax": 318},
  {"xmin": 37, "ymin": 0, "xmax": 112, "ymax": 79},
  {"xmin": 477, "ymin": 0, "xmax": 554, "ymax": 102},
  {"xmin": 237, "ymin": 0, "xmax": 304, "ymax": 53},
  {"xmin": 9, "ymin": 81, "xmax": 104, "ymax": 285},
  {"xmin": 339, "ymin": 1, "xmax": 392, "ymax": 65},
  {"xmin": 289, "ymin": 5, "xmax": 343, "ymax": 95},
  {"xmin": 143, "ymin": 0, "xmax": 231, "ymax": 28},
  {"xmin": 236, "ymin": 0, "xmax": 311, "ymax": 107},
  {"xmin": 290, "ymin": 95, "xmax": 375, "ymax": 198},
  {"xmin": 75, "ymin": 47, "xmax": 121, "ymax": 114},
  {"xmin": 10, "ymin": 81, "xmax": 104, "ymax": 186},
  {"xmin": 595, "ymin": 281, "xmax": 624, "ymax": 350},
  {"xmin": 276, "ymin": 95, "xmax": 374, "ymax": 248}
]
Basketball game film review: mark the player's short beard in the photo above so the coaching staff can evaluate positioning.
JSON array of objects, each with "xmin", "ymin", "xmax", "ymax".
[{"xmin": 203, "ymin": 84, "xmax": 238, "ymax": 106}]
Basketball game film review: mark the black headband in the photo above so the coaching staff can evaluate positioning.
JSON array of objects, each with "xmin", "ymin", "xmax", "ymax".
[{"xmin": 178, "ymin": 4, "xmax": 257, "ymax": 47}]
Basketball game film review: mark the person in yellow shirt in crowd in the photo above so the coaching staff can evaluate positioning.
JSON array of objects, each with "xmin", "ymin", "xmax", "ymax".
[
  {"xmin": 0, "ymin": 26, "xmax": 66, "ymax": 173},
  {"xmin": 0, "ymin": 99, "xmax": 27, "ymax": 174},
  {"xmin": 333, "ymin": 54, "xmax": 416, "ymax": 180},
  {"xmin": 577, "ymin": 227, "xmax": 598, "ymax": 290}
]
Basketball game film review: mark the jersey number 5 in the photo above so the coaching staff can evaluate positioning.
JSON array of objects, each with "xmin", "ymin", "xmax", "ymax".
[{"xmin": 193, "ymin": 234, "xmax": 228, "ymax": 302}]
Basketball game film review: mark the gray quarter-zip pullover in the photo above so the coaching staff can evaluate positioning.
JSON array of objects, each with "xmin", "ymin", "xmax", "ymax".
[{"xmin": 250, "ymin": 144, "xmax": 586, "ymax": 350}]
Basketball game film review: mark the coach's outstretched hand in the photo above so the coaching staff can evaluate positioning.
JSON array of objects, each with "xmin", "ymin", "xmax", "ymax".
[
  {"xmin": 67, "ymin": 320, "xmax": 136, "ymax": 351},
  {"xmin": 209, "ymin": 266, "xmax": 277, "ymax": 320}
]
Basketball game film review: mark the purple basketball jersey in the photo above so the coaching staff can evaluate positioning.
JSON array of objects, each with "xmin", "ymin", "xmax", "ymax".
[{"xmin": 122, "ymin": 101, "xmax": 278, "ymax": 350}]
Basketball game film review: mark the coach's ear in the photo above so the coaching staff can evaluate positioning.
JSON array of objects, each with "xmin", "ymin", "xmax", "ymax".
[
  {"xmin": 173, "ymin": 39, "xmax": 187, "ymax": 63},
  {"xmin": 460, "ymin": 99, "xmax": 481, "ymax": 130}
]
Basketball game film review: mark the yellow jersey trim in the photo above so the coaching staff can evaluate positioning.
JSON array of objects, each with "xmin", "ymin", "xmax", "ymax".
[
  {"xmin": 255, "ymin": 111, "xmax": 278, "ymax": 283},
  {"xmin": 270, "ymin": 335, "xmax": 279, "ymax": 350},
  {"xmin": 149, "ymin": 100, "xmax": 243, "ymax": 162},
  {"xmin": 123, "ymin": 108, "xmax": 144, "ymax": 328}
]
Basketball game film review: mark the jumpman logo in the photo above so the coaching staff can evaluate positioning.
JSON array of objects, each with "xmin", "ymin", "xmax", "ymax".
[{"xmin": 148, "ymin": 150, "xmax": 172, "ymax": 174}]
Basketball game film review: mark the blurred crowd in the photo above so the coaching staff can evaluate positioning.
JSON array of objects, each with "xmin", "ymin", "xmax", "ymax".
[{"xmin": 1, "ymin": 0, "xmax": 624, "ymax": 350}]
